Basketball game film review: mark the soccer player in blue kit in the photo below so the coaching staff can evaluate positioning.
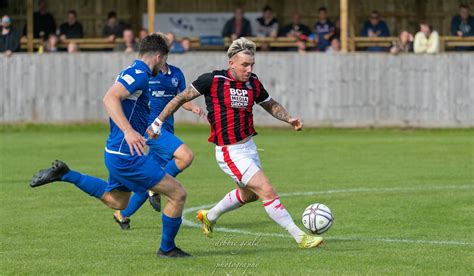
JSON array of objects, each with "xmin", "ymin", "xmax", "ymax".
[
  {"xmin": 29, "ymin": 34, "xmax": 191, "ymax": 258},
  {"xmin": 113, "ymin": 60, "xmax": 205, "ymax": 229}
]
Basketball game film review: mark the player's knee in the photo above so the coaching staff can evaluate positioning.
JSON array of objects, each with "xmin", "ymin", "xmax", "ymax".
[
  {"xmin": 181, "ymin": 148, "xmax": 194, "ymax": 168},
  {"xmin": 175, "ymin": 187, "xmax": 187, "ymax": 205}
]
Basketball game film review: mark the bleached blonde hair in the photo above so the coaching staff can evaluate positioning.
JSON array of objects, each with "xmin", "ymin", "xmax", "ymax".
[{"xmin": 227, "ymin": 37, "xmax": 256, "ymax": 58}]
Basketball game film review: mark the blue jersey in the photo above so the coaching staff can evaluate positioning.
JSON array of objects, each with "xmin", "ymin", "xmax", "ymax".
[
  {"xmin": 106, "ymin": 59, "xmax": 152, "ymax": 155},
  {"xmin": 147, "ymin": 64, "xmax": 186, "ymax": 133}
]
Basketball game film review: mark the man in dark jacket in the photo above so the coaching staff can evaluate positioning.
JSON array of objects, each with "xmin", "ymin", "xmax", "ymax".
[
  {"xmin": 451, "ymin": 4, "xmax": 474, "ymax": 51},
  {"xmin": 1, "ymin": 15, "xmax": 20, "ymax": 57},
  {"xmin": 222, "ymin": 7, "xmax": 252, "ymax": 41},
  {"xmin": 59, "ymin": 10, "xmax": 84, "ymax": 40}
]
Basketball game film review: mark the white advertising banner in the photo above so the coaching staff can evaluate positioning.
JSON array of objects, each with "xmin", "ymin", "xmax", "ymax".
[{"xmin": 142, "ymin": 12, "xmax": 261, "ymax": 37}]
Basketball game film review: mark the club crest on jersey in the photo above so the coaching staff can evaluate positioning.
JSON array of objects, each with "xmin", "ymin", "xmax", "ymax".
[
  {"xmin": 230, "ymin": 88, "xmax": 249, "ymax": 108},
  {"xmin": 171, "ymin": 77, "xmax": 179, "ymax": 87}
]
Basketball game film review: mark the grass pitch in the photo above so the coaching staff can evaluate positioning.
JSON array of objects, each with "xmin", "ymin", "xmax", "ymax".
[{"xmin": 1, "ymin": 124, "xmax": 473, "ymax": 275}]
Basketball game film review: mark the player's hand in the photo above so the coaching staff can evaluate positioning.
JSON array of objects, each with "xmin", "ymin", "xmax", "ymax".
[
  {"xmin": 192, "ymin": 106, "xmax": 206, "ymax": 118},
  {"xmin": 124, "ymin": 127, "xmax": 147, "ymax": 156},
  {"xmin": 146, "ymin": 118, "xmax": 163, "ymax": 140},
  {"xmin": 289, "ymin": 118, "xmax": 303, "ymax": 131}
]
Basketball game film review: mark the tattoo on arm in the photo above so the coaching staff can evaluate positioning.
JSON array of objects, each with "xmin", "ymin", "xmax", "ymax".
[
  {"xmin": 158, "ymin": 86, "xmax": 201, "ymax": 121},
  {"xmin": 260, "ymin": 99, "xmax": 291, "ymax": 123}
]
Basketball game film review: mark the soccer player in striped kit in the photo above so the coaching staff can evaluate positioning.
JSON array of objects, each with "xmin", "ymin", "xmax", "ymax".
[{"xmin": 147, "ymin": 37, "xmax": 323, "ymax": 249}]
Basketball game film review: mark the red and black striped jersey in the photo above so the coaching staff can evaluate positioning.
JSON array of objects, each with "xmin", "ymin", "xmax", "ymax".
[{"xmin": 191, "ymin": 69, "xmax": 271, "ymax": 146}]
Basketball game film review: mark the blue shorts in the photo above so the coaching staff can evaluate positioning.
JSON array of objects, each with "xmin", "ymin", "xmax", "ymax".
[
  {"xmin": 104, "ymin": 151, "xmax": 166, "ymax": 194},
  {"xmin": 147, "ymin": 129, "xmax": 183, "ymax": 166}
]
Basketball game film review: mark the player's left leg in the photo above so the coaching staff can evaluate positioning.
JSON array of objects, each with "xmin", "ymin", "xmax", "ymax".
[{"xmin": 245, "ymin": 170, "xmax": 323, "ymax": 249}]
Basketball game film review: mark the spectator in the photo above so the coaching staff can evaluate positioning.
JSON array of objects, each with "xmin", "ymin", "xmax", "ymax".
[
  {"xmin": 164, "ymin": 32, "xmax": 184, "ymax": 53},
  {"xmin": 450, "ymin": 4, "xmax": 474, "ymax": 51},
  {"xmin": 138, "ymin": 27, "xmax": 148, "ymax": 42},
  {"xmin": 331, "ymin": 18, "xmax": 341, "ymax": 41},
  {"xmin": 114, "ymin": 28, "xmax": 138, "ymax": 53},
  {"xmin": 255, "ymin": 5, "xmax": 278, "ymax": 37},
  {"xmin": 326, "ymin": 38, "xmax": 341, "ymax": 53},
  {"xmin": 67, "ymin": 41, "xmax": 79, "ymax": 53},
  {"xmin": 414, "ymin": 21, "xmax": 440, "ymax": 54},
  {"xmin": 278, "ymin": 12, "xmax": 311, "ymax": 38},
  {"xmin": 22, "ymin": 0, "xmax": 56, "ymax": 40},
  {"xmin": 181, "ymin": 37, "xmax": 191, "ymax": 53},
  {"xmin": 360, "ymin": 11, "xmax": 390, "ymax": 52},
  {"xmin": 103, "ymin": 11, "xmax": 124, "ymax": 42},
  {"xmin": 295, "ymin": 35, "xmax": 307, "ymax": 53},
  {"xmin": 59, "ymin": 10, "xmax": 84, "ymax": 41},
  {"xmin": 1, "ymin": 15, "xmax": 20, "ymax": 57},
  {"xmin": 222, "ymin": 7, "xmax": 252, "ymax": 41},
  {"xmin": 390, "ymin": 31, "xmax": 413, "ymax": 54},
  {"xmin": 313, "ymin": 7, "xmax": 335, "ymax": 51},
  {"xmin": 45, "ymin": 33, "xmax": 58, "ymax": 52}
]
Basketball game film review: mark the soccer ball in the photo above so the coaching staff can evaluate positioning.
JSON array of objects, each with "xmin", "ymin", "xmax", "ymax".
[{"xmin": 302, "ymin": 203, "xmax": 334, "ymax": 235}]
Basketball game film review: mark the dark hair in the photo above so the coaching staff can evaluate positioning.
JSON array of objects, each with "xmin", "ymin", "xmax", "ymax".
[
  {"xmin": 319, "ymin": 7, "xmax": 327, "ymax": 13},
  {"xmin": 107, "ymin": 11, "xmax": 117, "ymax": 19},
  {"xmin": 460, "ymin": 4, "xmax": 469, "ymax": 9},
  {"xmin": 139, "ymin": 33, "xmax": 169, "ymax": 56},
  {"xmin": 419, "ymin": 21, "xmax": 433, "ymax": 31},
  {"xmin": 68, "ymin": 10, "xmax": 77, "ymax": 17},
  {"xmin": 263, "ymin": 5, "xmax": 272, "ymax": 12}
]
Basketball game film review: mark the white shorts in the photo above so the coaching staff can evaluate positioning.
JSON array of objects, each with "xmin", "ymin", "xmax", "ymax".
[{"xmin": 215, "ymin": 138, "xmax": 262, "ymax": 187}]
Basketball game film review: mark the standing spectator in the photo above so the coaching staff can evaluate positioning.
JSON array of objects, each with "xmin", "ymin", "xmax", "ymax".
[
  {"xmin": 59, "ymin": 10, "xmax": 84, "ymax": 41},
  {"xmin": 1, "ymin": 15, "xmax": 20, "ymax": 56},
  {"xmin": 390, "ymin": 31, "xmax": 413, "ymax": 54},
  {"xmin": 222, "ymin": 7, "xmax": 252, "ymax": 41},
  {"xmin": 360, "ymin": 11, "xmax": 390, "ymax": 52},
  {"xmin": 450, "ymin": 4, "xmax": 474, "ymax": 51},
  {"xmin": 255, "ymin": 5, "xmax": 278, "ymax": 37},
  {"xmin": 181, "ymin": 37, "xmax": 191, "ymax": 53},
  {"xmin": 103, "ymin": 11, "xmax": 124, "ymax": 42},
  {"xmin": 164, "ymin": 32, "xmax": 184, "ymax": 53},
  {"xmin": 23, "ymin": 0, "xmax": 56, "ymax": 40},
  {"xmin": 313, "ymin": 7, "xmax": 335, "ymax": 52},
  {"xmin": 414, "ymin": 21, "xmax": 440, "ymax": 54},
  {"xmin": 114, "ymin": 29, "xmax": 138, "ymax": 53},
  {"xmin": 278, "ymin": 12, "xmax": 311, "ymax": 38}
]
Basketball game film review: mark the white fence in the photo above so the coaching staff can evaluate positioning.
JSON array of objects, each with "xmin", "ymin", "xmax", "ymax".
[{"xmin": 1, "ymin": 52, "xmax": 473, "ymax": 127}]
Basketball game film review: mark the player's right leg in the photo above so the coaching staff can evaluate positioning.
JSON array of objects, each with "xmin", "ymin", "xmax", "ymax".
[{"xmin": 30, "ymin": 160, "xmax": 131, "ymax": 210}]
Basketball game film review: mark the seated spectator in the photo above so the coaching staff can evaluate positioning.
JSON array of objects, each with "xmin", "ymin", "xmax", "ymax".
[
  {"xmin": 255, "ymin": 5, "xmax": 278, "ymax": 37},
  {"xmin": 1, "ymin": 15, "xmax": 20, "ymax": 57},
  {"xmin": 138, "ymin": 27, "xmax": 148, "ymax": 43},
  {"xmin": 450, "ymin": 4, "xmax": 474, "ymax": 51},
  {"xmin": 67, "ymin": 41, "xmax": 79, "ymax": 53},
  {"xmin": 23, "ymin": 0, "xmax": 56, "ymax": 40},
  {"xmin": 313, "ymin": 7, "xmax": 335, "ymax": 52},
  {"xmin": 165, "ymin": 32, "xmax": 184, "ymax": 53},
  {"xmin": 390, "ymin": 31, "xmax": 413, "ymax": 54},
  {"xmin": 59, "ymin": 10, "xmax": 84, "ymax": 41},
  {"xmin": 278, "ymin": 12, "xmax": 311, "ymax": 38},
  {"xmin": 361, "ymin": 11, "xmax": 390, "ymax": 52},
  {"xmin": 296, "ymin": 35, "xmax": 307, "ymax": 53},
  {"xmin": 326, "ymin": 38, "xmax": 341, "ymax": 53},
  {"xmin": 222, "ymin": 7, "xmax": 252, "ymax": 41},
  {"xmin": 414, "ymin": 21, "xmax": 439, "ymax": 54},
  {"xmin": 103, "ymin": 11, "xmax": 124, "ymax": 42},
  {"xmin": 181, "ymin": 37, "xmax": 191, "ymax": 53},
  {"xmin": 114, "ymin": 28, "xmax": 138, "ymax": 53},
  {"xmin": 45, "ymin": 33, "xmax": 58, "ymax": 52}
]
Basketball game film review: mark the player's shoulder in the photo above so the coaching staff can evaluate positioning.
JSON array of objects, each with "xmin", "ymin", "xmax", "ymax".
[
  {"xmin": 168, "ymin": 64, "xmax": 184, "ymax": 76},
  {"xmin": 117, "ymin": 61, "xmax": 149, "ymax": 87}
]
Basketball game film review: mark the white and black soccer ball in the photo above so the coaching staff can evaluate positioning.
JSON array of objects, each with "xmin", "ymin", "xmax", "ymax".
[{"xmin": 302, "ymin": 203, "xmax": 334, "ymax": 235}]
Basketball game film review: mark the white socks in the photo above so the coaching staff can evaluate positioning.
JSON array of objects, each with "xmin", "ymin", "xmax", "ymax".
[
  {"xmin": 207, "ymin": 189, "xmax": 245, "ymax": 222},
  {"xmin": 263, "ymin": 197, "xmax": 305, "ymax": 243}
]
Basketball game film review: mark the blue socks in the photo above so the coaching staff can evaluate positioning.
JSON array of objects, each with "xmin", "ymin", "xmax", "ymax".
[
  {"xmin": 164, "ymin": 159, "xmax": 182, "ymax": 177},
  {"xmin": 121, "ymin": 191, "xmax": 148, "ymax": 217},
  {"xmin": 160, "ymin": 214, "xmax": 182, "ymax": 252},
  {"xmin": 61, "ymin": 170, "xmax": 107, "ymax": 198}
]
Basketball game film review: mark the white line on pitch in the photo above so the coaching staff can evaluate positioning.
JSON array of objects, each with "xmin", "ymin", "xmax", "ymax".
[{"xmin": 182, "ymin": 184, "xmax": 474, "ymax": 246}]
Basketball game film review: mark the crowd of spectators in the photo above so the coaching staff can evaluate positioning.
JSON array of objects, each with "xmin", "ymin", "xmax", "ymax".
[{"xmin": 1, "ymin": 2, "xmax": 474, "ymax": 57}]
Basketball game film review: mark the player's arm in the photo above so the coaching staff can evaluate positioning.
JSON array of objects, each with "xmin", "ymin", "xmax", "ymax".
[
  {"xmin": 260, "ymin": 98, "xmax": 303, "ymax": 131},
  {"xmin": 147, "ymin": 86, "xmax": 202, "ymax": 138},
  {"xmin": 182, "ymin": 101, "xmax": 205, "ymax": 118},
  {"xmin": 102, "ymin": 83, "xmax": 146, "ymax": 155}
]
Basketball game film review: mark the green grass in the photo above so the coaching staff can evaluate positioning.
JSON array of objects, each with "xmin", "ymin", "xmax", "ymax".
[{"xmin": 1, "ymin": 124, "xmax": 473, "ymax": 275}]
